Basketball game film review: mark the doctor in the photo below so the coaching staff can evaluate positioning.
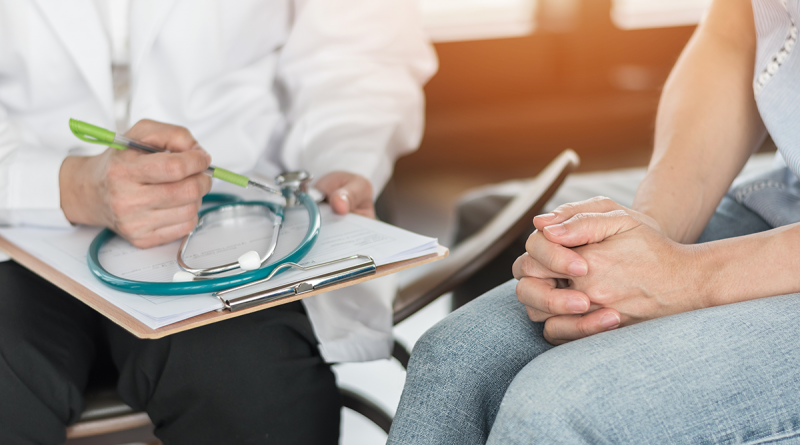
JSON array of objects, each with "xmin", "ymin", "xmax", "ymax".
[{"xmin": 0, "ymin": 0, "xmax": 436, "ymax": 444}]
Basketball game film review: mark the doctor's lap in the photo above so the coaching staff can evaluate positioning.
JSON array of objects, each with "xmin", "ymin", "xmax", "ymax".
[{"xmin": 0, "ymin": 261, "xmax": 339, "ymax": 444}]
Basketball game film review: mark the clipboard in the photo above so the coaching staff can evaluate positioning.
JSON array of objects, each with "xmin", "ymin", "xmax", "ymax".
[{"xmin": 0, "ymin": 233, "xmax": 448, "ymax": 339}]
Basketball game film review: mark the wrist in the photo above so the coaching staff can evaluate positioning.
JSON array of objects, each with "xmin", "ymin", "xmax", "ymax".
[
  {"xmin": 689, "ymin": 227, "xmax": 800, "ymax": 309},
  {"xmin": 683, "ymin": 241, "xmax": 720, "ymax": 310},
  {"xmin": 633, "ymin": 178, "xmax": 707, "ymax": 244},
  {"xmin": 60, "ymin": 155, "xmax": 98, "ymax": 226}
]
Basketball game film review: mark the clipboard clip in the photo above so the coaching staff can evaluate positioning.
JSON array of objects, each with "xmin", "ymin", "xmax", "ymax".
[{"xmin": 213, "ymin": 255, "xmax": 377, "ymax": 312}]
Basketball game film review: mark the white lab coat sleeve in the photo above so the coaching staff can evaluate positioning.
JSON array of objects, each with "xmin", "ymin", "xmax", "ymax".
[
  {"xmin": 276, "ymin": 0, "xmax": 438, "ymax": 194},
  {"xmin": 0, "ymin": 106, "xmax": 73, "ymax": 228}
]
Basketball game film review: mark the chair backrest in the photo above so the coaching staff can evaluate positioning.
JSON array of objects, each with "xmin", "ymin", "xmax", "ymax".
[{"xmin": 392, "ymin": 149, "xmax": 580, "ymax": 324}]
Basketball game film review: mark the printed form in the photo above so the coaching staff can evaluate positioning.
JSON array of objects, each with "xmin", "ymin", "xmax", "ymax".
[{"xmin": 0, "ymin": 204, "xmax": 438, "ymax": 328}]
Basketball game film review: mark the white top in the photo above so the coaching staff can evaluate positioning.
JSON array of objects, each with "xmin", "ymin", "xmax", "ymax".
[
  {"xmin": 0, "ymin": 0, "xmax": 437, "ymax": 362},
  {"xmin": 92, "ymin": 0, "xmax": 132, "ymax": 133},
  {"xmin": 752, "ymin": 0, "xmax": 800, "ymax": 180}
]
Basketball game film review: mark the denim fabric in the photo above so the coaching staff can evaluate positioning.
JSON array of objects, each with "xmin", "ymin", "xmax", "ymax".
[
  {"xmin": 696, "ymin": 195, "xmax": 771, "ymax": 242},
  {"xmin": 485, "ymin": 294, "xmax": 800, "ymax": 444},
  {"xmin": 388, "ymin": 280, "xmax": 551, "ymax": 445},
  {"xmin": 728, "ymin": 167, "xmax": 800, "ymax": 228},
  {"xmin": 388, "ymin": 179, "xmax": 800, "ymax": 444}
]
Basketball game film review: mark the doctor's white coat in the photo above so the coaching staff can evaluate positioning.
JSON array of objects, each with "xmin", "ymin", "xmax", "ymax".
[{"xmin": 0, "ymin": 0, "xmax": 437, "ymax": 362}]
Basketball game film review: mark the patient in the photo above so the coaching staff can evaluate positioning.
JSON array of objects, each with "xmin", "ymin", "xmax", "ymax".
[{"xmin": 388, "ymin": 0, "xmax": 800, "ymax": 443}]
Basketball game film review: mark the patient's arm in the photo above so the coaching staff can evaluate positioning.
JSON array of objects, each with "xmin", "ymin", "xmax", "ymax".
[
  {"xmin": 511, "ymin": 0, "xmax": 800, "ymax": 344},
  {"xmin": 633, "ymin": 0, "xmax": 765, "ymax": 243}
]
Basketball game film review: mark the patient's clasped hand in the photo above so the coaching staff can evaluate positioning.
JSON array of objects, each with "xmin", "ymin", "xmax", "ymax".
[{"xmin": 515, "ymin": 197, "xmax": 700, "ymax": 345}]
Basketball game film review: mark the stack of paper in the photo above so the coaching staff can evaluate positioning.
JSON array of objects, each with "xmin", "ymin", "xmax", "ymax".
[{"xmin": 0, "ymin": 204, "xmax": 438, "ymax": 329}]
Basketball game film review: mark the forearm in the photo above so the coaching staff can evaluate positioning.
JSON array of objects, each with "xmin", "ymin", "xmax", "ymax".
[
  {"xmin": 694, "ymin": 224, "xmax": 800, "ymax": 308},
  {"xmin": 633, "ymin": 0, "xmax": 765, "ymax": 243}
]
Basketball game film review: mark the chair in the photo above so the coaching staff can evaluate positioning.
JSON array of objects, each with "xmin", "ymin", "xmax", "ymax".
[{"xmin": 64, "ymin": 149, "xmax": 580, "ymax": 444}]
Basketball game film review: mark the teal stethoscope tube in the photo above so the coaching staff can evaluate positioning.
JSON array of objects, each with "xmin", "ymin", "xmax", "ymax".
[{"xmin": 87, "ymin": 192, "xmax": 321, "ymax": 295}]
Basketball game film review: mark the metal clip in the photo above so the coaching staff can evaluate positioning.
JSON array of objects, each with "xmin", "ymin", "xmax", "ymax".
[{"xmin": 214, "ymin": 255, "xmax": 376, "ymax": 312}]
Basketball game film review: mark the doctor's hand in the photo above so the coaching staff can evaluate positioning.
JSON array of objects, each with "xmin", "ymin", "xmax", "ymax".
[
  {"xmin": 315, "ymin": 172, "xmax": 375, "ymax": 219},
  {"xmin": 60, "ymin": 119, "xmax": 212, "ymax": 249},
  {"xmin": 514, "ymin": 197, "xmax": 705, "ymax": 345}
]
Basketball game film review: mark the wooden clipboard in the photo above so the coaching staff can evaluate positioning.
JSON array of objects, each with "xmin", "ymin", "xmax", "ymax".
[{"xmin": 0, "ymin": 234, "xmax": 448, "ymax": 339}]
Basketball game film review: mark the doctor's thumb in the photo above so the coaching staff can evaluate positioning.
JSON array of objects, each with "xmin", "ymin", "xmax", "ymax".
[{"xmin": 329, "ymin": 189, "xmax": 351, "ymax": 215}]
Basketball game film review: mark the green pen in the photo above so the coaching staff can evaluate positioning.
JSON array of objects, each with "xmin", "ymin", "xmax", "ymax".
[{"xmin": 69, "ymin": 119, "xmax": 282, "ymax": 196}]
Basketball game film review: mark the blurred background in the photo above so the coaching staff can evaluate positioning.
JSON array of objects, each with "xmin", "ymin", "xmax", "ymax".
[
  {"xmin": 391, "ymin": 0, "xmax": 709, "ymax": 240},
  {"xmin": 336, "ymin": 1, "xmax": 724, "ymax": 444}
]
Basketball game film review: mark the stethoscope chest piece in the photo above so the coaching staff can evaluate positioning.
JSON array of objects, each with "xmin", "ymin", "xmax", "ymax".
[{"xmin": 275, "ymin": 170, "xmax": 313, "ymax": 207}]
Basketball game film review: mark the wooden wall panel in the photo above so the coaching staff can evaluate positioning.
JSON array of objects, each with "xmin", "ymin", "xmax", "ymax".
[{"xmin": 396, "ymin": 0, "xmax": 697, "ymax": 180}]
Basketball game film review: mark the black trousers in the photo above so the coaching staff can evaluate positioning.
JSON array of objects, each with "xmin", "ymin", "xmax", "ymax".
[{"xmin": 0, "ymin": 261, "xmax": 340, "ymax": 445}]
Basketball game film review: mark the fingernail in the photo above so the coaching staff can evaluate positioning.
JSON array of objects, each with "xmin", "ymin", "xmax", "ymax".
[
  {"xmin": 601, "ymin": 313, "xmax": 620, "ymax": 330},
  {"xmin": 536, "ymin": 213, "xmax": 556, "ymax": 221},
  {"xmin": 566, "ymin": 297, "xmax": 589, "ymax": 313},
  {"xmin": 544, "ymin": 224, "xmax": 567, "ymax": 236},
  {"xmin": 567, "ymin": 261, "xmax": 587, "ymax": 276}
]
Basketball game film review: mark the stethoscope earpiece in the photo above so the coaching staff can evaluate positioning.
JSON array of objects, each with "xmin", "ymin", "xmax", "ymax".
[
  {"xmin": 237, "ymin": 251, "xmax": 262, "ymax": 271},
  {"xmin": 173, "ymin": 271, "xmax": 196, "ymax": 282}
]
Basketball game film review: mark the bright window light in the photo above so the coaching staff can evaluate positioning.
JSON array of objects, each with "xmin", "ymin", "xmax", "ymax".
[
  {"xmin": 611, "ymin": 0, "xmax": 712, "ymax": 30},
  {"xmin": 422, "ymin": 0, "xmax": 538, "ymax": 43}
]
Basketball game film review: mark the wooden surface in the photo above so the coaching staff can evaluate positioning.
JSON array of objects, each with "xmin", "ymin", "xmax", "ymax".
[
  {"xmin": 65, "ymin": 413, "xmax": 153, "ymax": 439},
  {"xmin": 0, "ymin": 234, "xmax": 447, "ymax": 339},
  {"xmin": 397, "ymin": 0, "xmax": 697, "ymax": 180}
]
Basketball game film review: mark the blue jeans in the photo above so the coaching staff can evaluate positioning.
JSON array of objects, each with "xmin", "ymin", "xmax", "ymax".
[{"xmin": 388, "ymin": 195, "xmax": 800, "ymax": 444}]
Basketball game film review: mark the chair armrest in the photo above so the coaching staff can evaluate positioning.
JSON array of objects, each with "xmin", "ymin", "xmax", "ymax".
[
  {"xmin": 393, "ymin": 149, "xmax": 580, "ymax": 324},
  {"xmin": 65, "ymin": 388, "xmax": 153, "ymax": 439}
]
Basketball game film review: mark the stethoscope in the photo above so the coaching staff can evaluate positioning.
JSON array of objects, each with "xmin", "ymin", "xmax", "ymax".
[{"xmin": 87, "ymin": 171, "xmax": 322, "ymax": 295}]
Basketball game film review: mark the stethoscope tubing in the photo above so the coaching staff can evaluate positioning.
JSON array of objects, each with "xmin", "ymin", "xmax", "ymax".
[
  {"xmin": 176, "ymin": 197, "xmax": 285, "ymax": 276},
  {"xmin": 86, "ymin": 192, "xmax": 321, "ymax": 295}
]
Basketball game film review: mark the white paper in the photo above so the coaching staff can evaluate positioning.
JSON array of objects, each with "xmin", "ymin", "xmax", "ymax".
[{"xmin": 0, "ymin": 204, "xmax": 438, "ymax": 329}]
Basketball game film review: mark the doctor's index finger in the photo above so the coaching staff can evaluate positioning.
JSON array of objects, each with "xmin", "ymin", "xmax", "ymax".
[
  {"xmin": 533, "ymin": 196, "xmax": 622, "ymax": 231},
  {"xmin": 129, "ymin": 151, "xmax": 212, "ymax": 184},
  {"xmin": 338, "ymin": 176, "xmax": 374, "ymax": 207},
  {"xmin": 124, "ymin": 119, "xmax": 202, "ymax": 153},
  {"xmin": 316, "ymin": 172, "xmax": 375, "ymax": 217}
]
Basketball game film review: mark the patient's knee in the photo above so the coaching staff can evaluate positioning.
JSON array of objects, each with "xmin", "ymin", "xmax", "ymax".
[
  {"xmin": 409, "ymin": 280, "xmax": 551, "ymax": 383},
  {"xmin": 489, "ymin": 337, "xmax": 646, "ymax": 444}
]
